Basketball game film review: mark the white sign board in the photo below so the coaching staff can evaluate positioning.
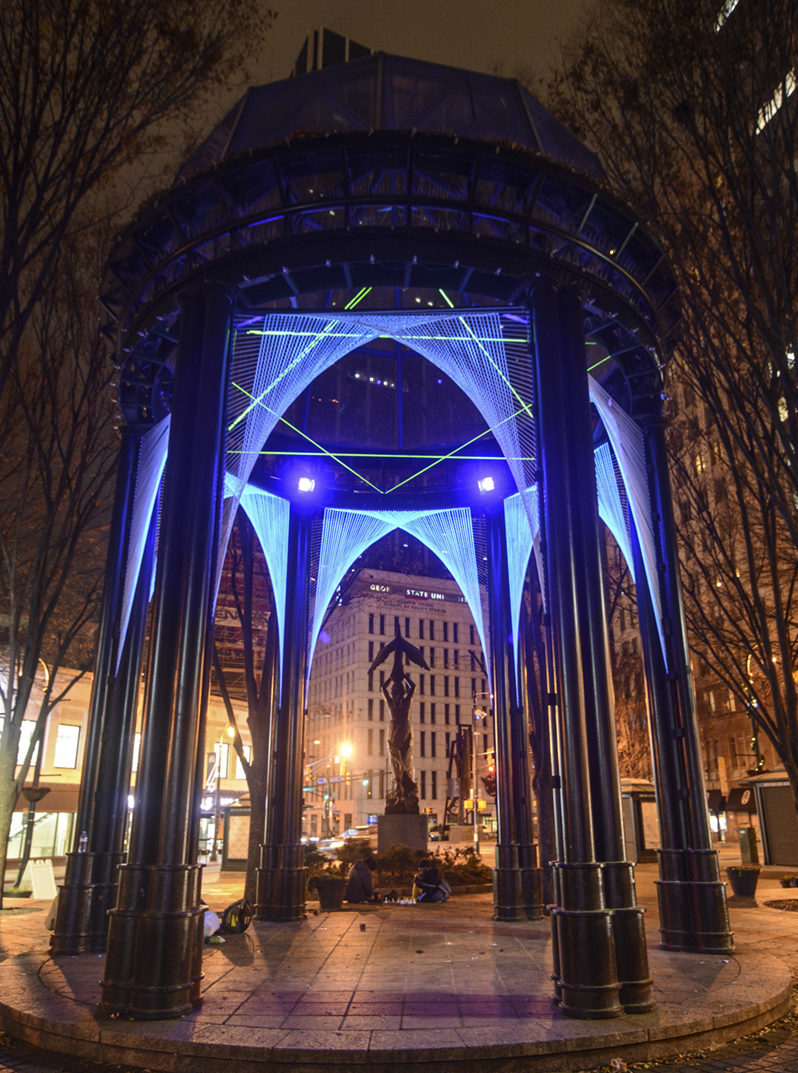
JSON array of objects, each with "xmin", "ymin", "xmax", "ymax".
[{"xmin": 29, "ymin": 859, "xmax": 57, "ymax": 900}]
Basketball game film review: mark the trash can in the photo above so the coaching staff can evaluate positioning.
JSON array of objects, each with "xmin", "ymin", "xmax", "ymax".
[{"xmin": 738, "ymin": 826, "xmax": 759, "ymax": 865}]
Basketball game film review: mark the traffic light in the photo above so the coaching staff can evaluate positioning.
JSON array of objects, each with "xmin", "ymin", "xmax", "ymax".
[{"xmin": 482, "ymin": 757, "xmax": 497, "ymax": 797}]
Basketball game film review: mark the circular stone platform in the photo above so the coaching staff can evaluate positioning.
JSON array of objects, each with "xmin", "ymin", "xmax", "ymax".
[{"xmin": 0, "ymin": 891, "xmax": 791, "ymax": 1073}]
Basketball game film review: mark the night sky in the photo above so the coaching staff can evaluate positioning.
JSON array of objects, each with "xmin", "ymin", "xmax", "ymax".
[{"xmin": 253, "ymin": 0, "xmax": 595, "ymax": 88}]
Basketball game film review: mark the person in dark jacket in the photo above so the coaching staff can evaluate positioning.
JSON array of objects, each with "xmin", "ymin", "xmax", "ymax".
[
  {"xmin": 413, "ymin": 858, "xmax": 450, "ymax": 903},
  {"xmin": 345, "ymin": 856, "xmax": 379, "ymax": 903}
]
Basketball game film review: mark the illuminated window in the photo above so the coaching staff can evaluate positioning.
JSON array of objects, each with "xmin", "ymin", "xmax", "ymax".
[
  {"xmin": 16, "ymin": 721, "xmax": 39, "ymax": 767},
  {"xmin": 234, "ymin": 744, "xmax": 252, "ymax": 780},
  {"xmin": 214, "ymin": 742, "xmax": 230, "ymax": 780},
  {"xmin": 53, "ymin": 724, "xmax": 81, "ymax": 769}
]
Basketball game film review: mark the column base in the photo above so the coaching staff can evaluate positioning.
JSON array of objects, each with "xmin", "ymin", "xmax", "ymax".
[
  {"xmin": 519, "ymin": 842, "xmax": 545, "ymax": 921},
  {"xmin": 50, "ymin": 851, "xmax": 93, "ymax": 956},
  {"xmin": 492, "ymin": 843, "xmax": 545, "ymax": 921},
  {"xmin": 493, "ymin": 843, "xmax": 524, "ymax": 921},
  {"xmin": 51, "ymin": 851, "xmax": 125, "ymax": 956},
  {"xmin": 99, "ymin": 864, "xmax": 204, "ymax": 1020},
  {"xmin": 602, "ymin": 861, "xmax": 654, "ymax": 1014},
  {"xmin": 656, "ymin": 849, "xmax": 733, "ymax": 953},
  {"xmin": 254, "ymin": 842, "xmax": 306, "ymax": 921},
  {"xmin": 551, "ymin": 863, "xmax": 622, "ymax": 1019}
]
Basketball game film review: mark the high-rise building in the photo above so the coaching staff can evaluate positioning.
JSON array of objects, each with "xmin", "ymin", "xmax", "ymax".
[{"xmin": 304, "ymin": 566, "xmax": 495, "ymax": 839}]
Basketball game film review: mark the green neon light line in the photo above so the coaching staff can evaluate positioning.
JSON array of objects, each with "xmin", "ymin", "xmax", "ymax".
[
  {"xmin": 344, "ymin": 286, "xmax": 369, "ymax": 310},
  {"xmin": 230, "ymin": 288, "xmax": 374, "ymax": 432},
  {"xmin": 438, "ymin": 288, "xmax": 455, "ymax": 308},
  {"xmin": 227, "ymin": 449, "xmax": 536, "ymax": 461},
  {"xmin": 587, "ymin": 354, "xmax": 612, "ymax": 372},
  {"xmin": 243, "ymin": 328, "xmax": 527, "ymax": 343},
  {"xmin": 385, "ymin": 404, "xmax": 534, "ymax": 494},
  {"xmin": 345, "ymin": 286, "xmax": 372, "ymax": 310},
  {"xmin": 229, "ymin": 384, "xmax": 386, "ymax": 493},
  {"xmin": 455, "ymin": 316, "xmax": 534, "ymax": 421},
  {"xmin": 229, "ymin": 322, "xmax": 340, "ymax": 432},
  {"xmin": 244, "ymin": 329, "xmax": 365, "ymax": 338}
]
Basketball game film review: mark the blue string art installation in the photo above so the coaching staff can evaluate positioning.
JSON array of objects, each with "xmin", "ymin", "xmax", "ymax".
[
  {"xmin": 113, "ymin": 310, "xmax": 669, "ymax": 687},
  {"xmin": 308, "ymin": 505, "xmax": 490, "ymax": 698},
  {"xmin": 116, "ymin": 415, "xmax": 170, "ymax": 672}
]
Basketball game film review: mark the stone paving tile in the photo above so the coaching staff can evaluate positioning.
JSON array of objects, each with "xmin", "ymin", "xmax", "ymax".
[
  {"xmin": 221, "ymin": 1013, "xmax": 288, "ymax": 1028},
  {"xmin": 3, "ymin": 871, "xmax": 798, "ymax": 1072}
]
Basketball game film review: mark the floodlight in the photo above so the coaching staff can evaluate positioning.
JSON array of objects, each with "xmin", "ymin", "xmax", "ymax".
[
  {"xmin": 478, "ymin": 476, "xmax": 495, "ymax": 493},
  {"xmin": 298, "ymin": 476, "xmax": 315, "ymax": 492}
]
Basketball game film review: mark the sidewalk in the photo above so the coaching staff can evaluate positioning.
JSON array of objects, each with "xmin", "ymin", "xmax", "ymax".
[{"xmin": 0, "ymin": 854, "xmax": 796, "ymax": 1073}]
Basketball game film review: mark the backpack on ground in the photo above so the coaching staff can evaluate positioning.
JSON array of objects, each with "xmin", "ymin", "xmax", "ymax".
[{"xmin": 219, "ymin": 898, "xmax": 253, "ymax": 934}]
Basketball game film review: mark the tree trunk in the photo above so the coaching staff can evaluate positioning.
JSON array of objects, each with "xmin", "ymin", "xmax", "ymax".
[
  {"xmin": 0, "ymin": 762, "xmax": 19, "ymax": 909},
  {"xmin": 244, "ymin": 765, "xmax": 269, "ymax": 905},
  {"xmin": 521, "ymin": 591, "xmax": 556, "ymax": 905}
]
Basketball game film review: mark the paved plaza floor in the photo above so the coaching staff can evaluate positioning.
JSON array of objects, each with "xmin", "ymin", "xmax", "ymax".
[{"xmin": 1, "ymin": 849, "xmax": 797, "ymax": 1073}]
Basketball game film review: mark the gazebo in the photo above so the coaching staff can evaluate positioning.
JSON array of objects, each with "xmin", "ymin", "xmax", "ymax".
[{"xmin": 51, "ymin": 52, "xmax": 731, "ymax": 1022}]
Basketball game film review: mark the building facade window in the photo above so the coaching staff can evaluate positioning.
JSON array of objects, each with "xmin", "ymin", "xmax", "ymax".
[
  {"xmin": 53, "ymin": 724, "xmax": 81, "ymax": 769},
  {"xmin": 234, "ymin": 744, "xmax": 252, "ymax": 780}
]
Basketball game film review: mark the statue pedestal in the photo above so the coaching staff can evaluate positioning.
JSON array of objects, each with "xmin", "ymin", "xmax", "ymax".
[{"xmin": 378, "ymin": 814, "xmax": 428, "ymax": 854}]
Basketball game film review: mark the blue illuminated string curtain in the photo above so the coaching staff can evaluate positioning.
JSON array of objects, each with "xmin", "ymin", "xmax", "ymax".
[
  {"xmin": 594, "ymin": 442, "xmax": 632, "ymax": 569},
  {"xmin": 308, "ymin": 506, "xmax": 491, "ymax": 695},
  {"xmin": 503, "ymin": 487, "xmax": 541, "ymax": 698},
  {"xmin": 116, "ymin": 415, "xmax": 170, "ymax": 670},
  {"xmin": 236, "ymin": 485, "xmax": 291, "ymax": 695},
  {"xmin": 218, "ymin": 314, "xmax": 382, "ymax": 595},
  {"xmin": 588, "ymin": 376, "xmax": 665, "ymax": 662},
  {"xmin": 353, "ymin": 311, "xmax": 536, "ymax": 511},
  {"xmin": 308, "ymin": 508, "xmax": 397, "ymax": 678},
  {"xmin": 219, "ymin": 309, "xmax": 538, "ymax": 594}
]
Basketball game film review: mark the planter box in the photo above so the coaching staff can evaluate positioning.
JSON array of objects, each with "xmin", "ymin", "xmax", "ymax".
[
  {"xmin": 726, "ymin": 867, "xmax": 760, "ymax": 898},
  {"xmin": 314, "ymin": 876, "xmax": 347, "ymax": 910}
]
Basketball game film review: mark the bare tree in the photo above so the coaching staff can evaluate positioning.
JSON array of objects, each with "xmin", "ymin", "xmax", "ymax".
[
  {"xmin": 0, "ymin": 241, "xmax": 116, "ymax": 905},
  {"xmin": 549, "ymin": 0, "xmax": 798, "ymax": 804},
  {"xmin": 211, "ymin": 512, "xmax": 276, "ymax": 906},
  {"xmin": 0, "ymin": 0, "xmax": 272, "ymax": 396},
  {"xmin": 602, "ymin": 541, "xmax": 652, "ymax": 781}
]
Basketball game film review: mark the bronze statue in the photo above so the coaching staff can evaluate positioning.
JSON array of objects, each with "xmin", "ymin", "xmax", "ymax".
[{"xmin": 367, "ymin": 624, "xmax": 429, "ymax": 814}]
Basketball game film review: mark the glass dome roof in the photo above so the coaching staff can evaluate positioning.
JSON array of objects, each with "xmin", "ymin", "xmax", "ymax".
[{"xmin": 178, "ymin": 51, "xmax": 603, "ymax": 184}]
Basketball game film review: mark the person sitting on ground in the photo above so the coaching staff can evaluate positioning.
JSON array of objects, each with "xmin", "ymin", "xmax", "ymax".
[
  {"xmin": 345, "ymin": 855, "xmax": 380, "ymax": 903},
  {"xmin": 412, "ymin": 858, "xmax": 450, "ymax": 903}
]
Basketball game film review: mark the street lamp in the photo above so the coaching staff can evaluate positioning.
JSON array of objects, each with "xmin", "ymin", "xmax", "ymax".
[
  {"xmin": 331, "ymin": 742, "xmax": 353, "ymax": 835},
  {"xmin": 306, "ymin": 742, "xmax": 354, "ymax": 837},
  {"xmin": 472, "ymin": 695, "xmax": 490, "ymax": 854}
]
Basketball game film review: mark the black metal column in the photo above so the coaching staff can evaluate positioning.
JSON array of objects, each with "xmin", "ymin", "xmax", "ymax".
[
  {"xmin": 100, "ymin": 282, "xmax": 233, "ymax": 1019},
  {"xmin": 529, "ymin": 283, "xmax": 621, "ymax": 1018},
  {"xmin": 487, "ymin": 510, "xmax": 542, "ymax": 921},
  {"xmin": 637, "ymin": 418, "xmax": 732, "ymax": 953},
  {"xmin": 255, "ymin": 508, "xmax": 310, "ymax": 921},
  {"xmin": 51, "ymin": 427, "xmax": 140, "ymax": 955},
  {"xmin": 558, "ymin": 288, "xmax": 652, "ymax": 1013}
]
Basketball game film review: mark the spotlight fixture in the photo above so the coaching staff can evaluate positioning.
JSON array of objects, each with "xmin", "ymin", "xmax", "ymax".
[
  {"xmin": 478, "ymin": 476, "xmax": 495, "ymax": 494},
  {"xmin": 298, "ymin": 476, "xmax": 316, "ymax": 493}
]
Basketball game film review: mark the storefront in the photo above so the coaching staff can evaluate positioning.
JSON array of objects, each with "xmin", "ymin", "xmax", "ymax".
[{"xmin": 745, "ymin": 771, "xmax": 798, "ymax": 866}]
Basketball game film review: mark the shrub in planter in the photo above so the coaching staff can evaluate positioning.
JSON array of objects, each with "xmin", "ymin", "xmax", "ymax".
[{"xmin": 376, "ymin": 843, "xmax": 425, "ymax": 884}]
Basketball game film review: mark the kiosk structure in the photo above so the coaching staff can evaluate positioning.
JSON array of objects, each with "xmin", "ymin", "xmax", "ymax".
[{"xmin": 51, "ymin": 52, "xmax": 731, "ymax": 1021}]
